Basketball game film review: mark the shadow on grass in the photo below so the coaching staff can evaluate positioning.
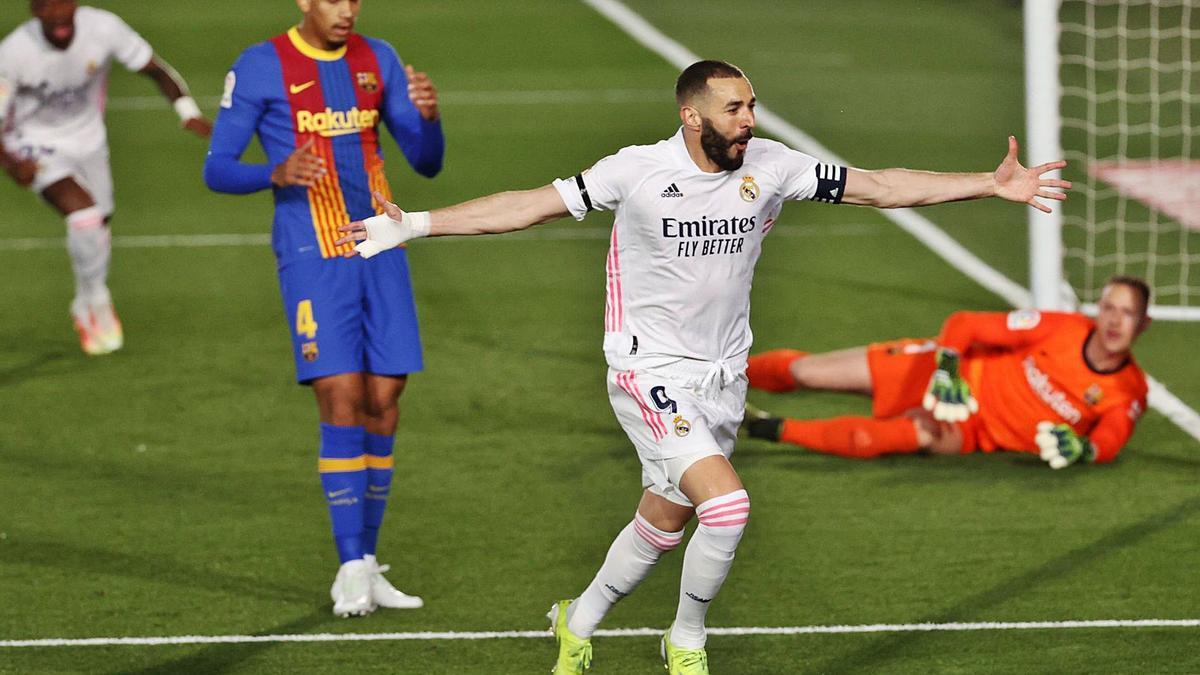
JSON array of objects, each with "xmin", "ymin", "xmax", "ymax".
[
  {"xmin": 1133, "ymin": 448, "xmax": 1200, "ymax": 471},
  {"xmin": 816, "ymin": 493, "xmax": 1200, "ymax": 674},
  {"xmin": 0, "ymin": 349, "xmax": 69, "ymax": 388},
  {"xmin": 116, "ymin": 610, "xmax": 334, "ymax": 675},
  {"xmin": 8, "ymin": 538, "xmax": 312, "ymax": 604}
]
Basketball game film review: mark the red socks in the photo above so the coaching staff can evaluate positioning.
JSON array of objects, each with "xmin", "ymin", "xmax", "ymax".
[
  {"xmin": 746, "ymin": 349, "xmax": 807, "ymax": 392},
  {"xmin": 779, "ymin": 416, "xmax": 919, "ymax": 459}
]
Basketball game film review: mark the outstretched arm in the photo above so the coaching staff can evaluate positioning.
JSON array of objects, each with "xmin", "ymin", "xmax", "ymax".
[
  {"xmin": 335, "ymin": 185, "xmax": 570, "ymax": 257},
  {"xmin": 139, "ymin": 55, "xmax": 212, "ymax": 138},
  {"xmin": 842, "ymin": 136, "xmax": 1070, "ymax": 212}
]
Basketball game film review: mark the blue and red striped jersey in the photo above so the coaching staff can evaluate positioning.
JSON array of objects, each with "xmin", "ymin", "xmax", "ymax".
[{"xmin": 204, "ymin": 28, "xmax": 443, "ymax": 265}]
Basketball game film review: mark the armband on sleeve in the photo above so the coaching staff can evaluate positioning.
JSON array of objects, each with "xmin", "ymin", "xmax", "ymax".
[
  {"xmin": 551, "ymin": 173, "xmax": 593, "ymax": 221},
  {"xmin": 809, "ymin": 163, "xmax": 847, "ymax": 204}
]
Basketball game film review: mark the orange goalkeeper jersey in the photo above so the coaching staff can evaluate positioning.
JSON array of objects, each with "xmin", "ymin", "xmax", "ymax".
[{"xmin": 939, "ymin": 310, "xmax": 1147, "ymax": 462}]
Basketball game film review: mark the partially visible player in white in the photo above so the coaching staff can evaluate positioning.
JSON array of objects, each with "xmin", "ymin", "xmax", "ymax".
[
  {"xmin": 337, "ymin": 61, "xmax": 1069, "ymax": 674},
  {"xmin": 0, "ymin": 0, "xmax": 211, "ymax": 355}
]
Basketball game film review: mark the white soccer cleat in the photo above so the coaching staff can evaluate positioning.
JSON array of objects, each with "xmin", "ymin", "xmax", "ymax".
[
  {"xmin": 71, "ymin": 300, "xmax": 123, "ymax": 356},
  {"xmin": 330, "ymin": 559, "xmax": 376, "ymax": 618},
  {"xmin": 364, "ymin": 554, "xmax": 424, "ymax": 609},
  {"xmin": 92, "ymin": 302, "xmax": 124, "ymax": 353}
]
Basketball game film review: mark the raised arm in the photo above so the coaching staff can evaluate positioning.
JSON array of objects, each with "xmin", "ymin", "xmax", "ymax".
[
  {"xmin": 139, "ymin": 55, "xmax": 212, "ymax": 138},
  {"xmin": 841, "ymin": 136, "xmax": 1070, "ymax": 212},
  {"xmin": 335, "ymin": 185, "xmax": 571, "ymax": 257},
  {"xmin": 375, "ymin": 38, "xmax": 443, "ymax": 178}
]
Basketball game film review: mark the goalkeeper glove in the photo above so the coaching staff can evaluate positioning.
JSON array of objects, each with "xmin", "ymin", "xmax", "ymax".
[
  {"xmin": 1035, "ymin": 421, "xmax": 1096, "ymax": 469},
  {"xmin": 354, "ymin": 210, "xmax": 432, "ymax": 259},
  {"xmin": 922, "ymin": 347, "xmax": 979, "ymax": 423}
]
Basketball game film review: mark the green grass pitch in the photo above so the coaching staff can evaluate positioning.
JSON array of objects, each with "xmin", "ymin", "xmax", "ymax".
[{"xmin": 0, "ymin": 1, "xmax": 1197, "ymax": 673}]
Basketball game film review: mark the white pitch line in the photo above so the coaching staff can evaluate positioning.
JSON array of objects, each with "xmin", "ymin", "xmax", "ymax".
[
  {"xmin": 103, "ymin": 88, "xmax": 666, "ymax": 111},
  {"xmin": 578, "ymin": 0, "xmax": 1200, "ymax": 444},
  {"xmin": 2, "ymin": 618, "xmax": 1196, "ymax": 648},
  {"xmin": 0, "ymin": 223, "xmax": 882, "ymax": 252}
]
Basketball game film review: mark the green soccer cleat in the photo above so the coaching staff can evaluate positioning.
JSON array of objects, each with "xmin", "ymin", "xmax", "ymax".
[
  {"xmin": 547, "ymin": 599, "xmax": 592, "ymax": 673},
  {"xmin": 661, "ymin": 624, "xmax": 709, "ymax": 674}
]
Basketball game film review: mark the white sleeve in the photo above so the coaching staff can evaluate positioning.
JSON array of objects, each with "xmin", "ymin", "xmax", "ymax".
[
  {"xmin": 775, "ymin": 145, "xmax": 847, "ymax": 204},
  {"xmin": 99, "ymin": 11, "xmax": 154, "ymax": 72},
  {"xmin": 0, "ymin": 74, "xmax": 12, "ymax": 124},
  {"xmin": 551, "ymin": 151, "xmax": 637, "ymax": 221}
]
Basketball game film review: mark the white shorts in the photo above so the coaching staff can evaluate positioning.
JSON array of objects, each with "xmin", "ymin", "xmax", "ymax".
[
  {"xmin": 607, "ymin": 362, "xmax": 747, "ymax": 508},
  {"xmin": 28, "ymin": 144, "xmax": 114, "ymax": 217}
]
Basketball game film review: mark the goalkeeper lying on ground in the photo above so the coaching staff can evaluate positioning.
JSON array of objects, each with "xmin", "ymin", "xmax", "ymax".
[{"xmin": 743, "ymin": 276, "xmax": 1151, "ymax": 469}]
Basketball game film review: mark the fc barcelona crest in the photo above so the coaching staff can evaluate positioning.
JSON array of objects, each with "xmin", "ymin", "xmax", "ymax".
[
  {"xmin": 1084, "ymin": 383, "xmax": 1103, "ymax": 406},
  {"xmin": 356, "ymin": 71, "xmax": 379, "ymax": 93},
  {"xmin": 302, "ymin": 341, "xmax": 319, "ymax": 362}
]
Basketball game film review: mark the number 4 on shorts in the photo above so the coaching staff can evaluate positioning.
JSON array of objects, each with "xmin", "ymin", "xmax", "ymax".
[{"xmin": 296, "ymin": 299, "xmax": 318, "ymax": 339}]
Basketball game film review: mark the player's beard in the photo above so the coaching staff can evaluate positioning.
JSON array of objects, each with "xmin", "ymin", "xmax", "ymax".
[{"xmin": 700, "ymin": 118, "xmax": 752, "ymax": 172}]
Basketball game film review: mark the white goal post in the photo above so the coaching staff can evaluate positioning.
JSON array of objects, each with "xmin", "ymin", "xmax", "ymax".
[{"xmin": 1025, "ymin": 0, "xmax": 1200, "ymax": 320}]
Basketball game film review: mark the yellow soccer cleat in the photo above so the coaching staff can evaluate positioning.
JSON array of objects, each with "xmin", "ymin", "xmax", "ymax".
[
  {"xmin": 661, "ymin": 624, "xmax": 709, "ymax": 675},
  {"xmin": 546, "ymin": 599, "xmax": 592, "ymax": 673}
]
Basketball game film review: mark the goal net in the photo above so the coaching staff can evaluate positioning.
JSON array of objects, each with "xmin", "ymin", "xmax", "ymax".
[{"xmin": 1027, "ymin": 0, "xmax": 1200, "ymax": 319}]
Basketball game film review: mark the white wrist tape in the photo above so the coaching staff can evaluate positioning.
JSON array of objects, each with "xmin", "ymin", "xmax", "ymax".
[
  {"xmin": 173, "ymin": 96, "xmax": 202, "ymax": 122},
  {"xmin": 406, "ymin": 210, "xmax": 432, "ymax": 238},
  {"xmin": 355, "ymin": 210, "xmax": 431, "ymax": 259}
]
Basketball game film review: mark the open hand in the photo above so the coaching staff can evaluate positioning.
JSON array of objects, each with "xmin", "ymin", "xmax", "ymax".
[
  {"xmin": 406, "ymin": 65, "xmax": 439, "ymax": 122},
  {"xmin": 270, "ymin": 138, "xmax": 326, "ymax": 188},
  {"xmin": 922, "ymin": 348, "xmax": 978, "ymax": 423},
  {"xmin": 993, "ymin": 136, "xmax": 1071, "ymax": 213},
  {"xmin": 336, "ymin": 191, "xmax": 425, "ymax": 259}
]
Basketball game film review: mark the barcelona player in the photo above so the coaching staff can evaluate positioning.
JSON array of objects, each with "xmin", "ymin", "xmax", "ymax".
[
  {"xmin": 203, "ymin": 0, "xmax": 443, "ymax": 617},
  {"xmin": 744, "ymin": 276, "xmax": 1151, "ymax": 469}
]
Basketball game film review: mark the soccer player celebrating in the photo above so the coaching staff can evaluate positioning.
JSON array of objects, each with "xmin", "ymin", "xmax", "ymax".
[
  {"xmin": 337, "ymin": 61, "xmax": 1066, "ymax": 673},
  {"xmin": 0, "ymin": 0, "xmax": 211, "ymax": 355},
  {"xmin": 203, "ymin": 0, "xmax": 443, "ymax": 618},
  {"xmin": 743, "ymin": 276, "xmax": 1151, "ymax": 469}
]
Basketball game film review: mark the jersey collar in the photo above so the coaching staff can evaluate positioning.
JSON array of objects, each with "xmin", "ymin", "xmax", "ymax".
[
  {"xmin": 670, "ymin": 127, "xmax": 712, "ymax": 174},
  {"xmin": 287, "ymin": 27, "xmax": 347, "ymax": 61}
]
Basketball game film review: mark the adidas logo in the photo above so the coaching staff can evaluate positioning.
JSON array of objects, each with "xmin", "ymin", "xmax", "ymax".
[
  {"xmin": 605, "ymin": 584, "xmax": 630, "ymax": 598},
  {"xmin": 660, "ymin": 183, "xmax": 684, "ymax": 198}
]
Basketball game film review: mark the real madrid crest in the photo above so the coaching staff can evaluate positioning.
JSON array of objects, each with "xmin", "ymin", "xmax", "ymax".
[
  {"xmin": 739, "ymin": 175, "xmax": 759, "ymax": 202},
  {"xmin": 672, "ymin": 415, "xmax": 691, "ymax": 437}
]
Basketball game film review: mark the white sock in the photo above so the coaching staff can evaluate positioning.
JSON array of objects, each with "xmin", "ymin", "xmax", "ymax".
[
  {"xmin": 671, "ymin": 489, "xmax": 750, "ymax": 649},
  {"xmin": 566, "ymin": 512, "xmax": 684, "ymax": 638},
  {"xmin": 65, "ymin": 207, "xmax": 111, "ymax": 313}
]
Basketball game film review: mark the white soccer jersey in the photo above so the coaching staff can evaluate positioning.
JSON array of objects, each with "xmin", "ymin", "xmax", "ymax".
[
  {"xmin": 553, "ymin": 128, "xmax": 846, "ymax": 370},
  {"xmin": 0, "ymin": 6, "xmax": 153, "ymax": 157}
]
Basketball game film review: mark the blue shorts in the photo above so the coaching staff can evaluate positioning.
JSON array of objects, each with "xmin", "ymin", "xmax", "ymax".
[{"xmin": 278, "ymin": 248, "xmax": 423, "ymax": 384}]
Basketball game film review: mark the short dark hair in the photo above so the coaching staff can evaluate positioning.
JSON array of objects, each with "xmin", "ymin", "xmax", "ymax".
[
  {"xmin": 675, "ymin": 60, "xmax": 746, "ymax": 106},
  {"xmin": 1105, "ymin": 275, "xmax": 1152, "ymax": 316}
]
